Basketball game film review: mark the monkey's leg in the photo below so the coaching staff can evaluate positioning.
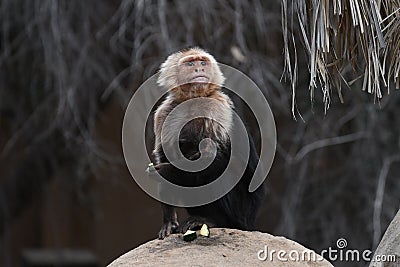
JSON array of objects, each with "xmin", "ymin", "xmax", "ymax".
[
  {"xmin": 178, "ymin": 216, "xmax": 215, "ymax": 233},
  {"xmin": 158, "ymin": 204, "xmax": 179, "ymax": 239}
]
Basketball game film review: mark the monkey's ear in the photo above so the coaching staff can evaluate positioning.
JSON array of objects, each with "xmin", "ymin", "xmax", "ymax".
[
  {"xmin": 157, "ymin": 52, "xmax": 181, "ymax": 89},
  {"xmin": 212, "ymin": 64, "xmax": 225, "ymax": 87}
]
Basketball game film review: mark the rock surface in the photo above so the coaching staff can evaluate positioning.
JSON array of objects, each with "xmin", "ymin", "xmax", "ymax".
[
  {"xmin": 108, "ymin": 228, "xmax": 333, "ymax": 267},
  {"xmin": 370, "ymin": 209, "xmax": 400, "ymax": 267}
]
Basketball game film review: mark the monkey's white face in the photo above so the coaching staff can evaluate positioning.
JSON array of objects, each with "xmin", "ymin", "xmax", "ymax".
[
  {"xmin": 157, "ymin": 48, "xmax": 226, "ymax": 92},
  {"xmin": 177, "ymin": 55, "xmax": 213, "ymax": 85}
]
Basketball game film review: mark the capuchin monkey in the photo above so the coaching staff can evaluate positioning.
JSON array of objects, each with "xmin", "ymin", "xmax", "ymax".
[{"xmin": 152, "ymin": 47, "xmax": 265, "ymax": 239}]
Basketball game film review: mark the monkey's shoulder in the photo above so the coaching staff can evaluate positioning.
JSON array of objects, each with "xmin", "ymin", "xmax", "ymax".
[{"xmin": 154, "ymin": 96, "xmax": 177, "ymax": 117}]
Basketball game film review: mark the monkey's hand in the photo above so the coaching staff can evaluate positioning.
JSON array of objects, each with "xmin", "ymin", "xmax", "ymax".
[
  {"xmin": 146, "ymin": 162, "xmax": 171, "ymax": 174},
  {"xmin": 158, "ymin": 221, "xmax": 179, "ymax": 239},
  {"xmin": 178, "ymin": 216, "xmax": 213, "ymax": 233}
]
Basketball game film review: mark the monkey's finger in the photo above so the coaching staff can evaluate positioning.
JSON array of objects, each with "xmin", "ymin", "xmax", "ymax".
[{"xmin": 158, "ymin": 225, "xmax": 169, "ymax": 239}]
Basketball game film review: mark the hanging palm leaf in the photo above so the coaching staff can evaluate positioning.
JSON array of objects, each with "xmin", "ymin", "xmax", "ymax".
[{"xmin": 282, "ymin": 0, "xmax": 400, "ymax": 114}]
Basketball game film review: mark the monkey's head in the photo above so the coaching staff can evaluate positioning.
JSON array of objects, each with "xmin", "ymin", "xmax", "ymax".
[{"xmin": 157, "ymin": 47, "xmax": 225, "ymax": 100}]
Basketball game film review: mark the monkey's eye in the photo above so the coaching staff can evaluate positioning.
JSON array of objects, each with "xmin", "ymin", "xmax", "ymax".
[
  {"xmin": 200, "ymin": 61, "xmax": 207, "ymax": 66},
  {"xmin": 186, "ymin": 61, "xmax": 195, "ymax": 66}
]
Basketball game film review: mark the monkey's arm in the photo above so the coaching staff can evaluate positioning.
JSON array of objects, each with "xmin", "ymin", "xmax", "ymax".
[
  {"xmin": 153, "ymin": 98, "xmax": 176, "ymax": 163},
  {"xmin": 153, "ymin": 99, "xmax": 180, "ymax": 239},
  {"xmin": 146, "ymin": 162, "xmax": 178, "ymax": 239}
]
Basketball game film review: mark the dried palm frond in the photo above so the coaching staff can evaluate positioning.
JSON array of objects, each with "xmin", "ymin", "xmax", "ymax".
[{"xmin": 282, "ymin": 0, "xmax": 400, "ymax": 115}]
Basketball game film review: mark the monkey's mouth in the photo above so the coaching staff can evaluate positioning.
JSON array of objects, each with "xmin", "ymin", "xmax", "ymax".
[{"xmin": 190, "ymin": 75, "xmax": 209, "ymax": 83}]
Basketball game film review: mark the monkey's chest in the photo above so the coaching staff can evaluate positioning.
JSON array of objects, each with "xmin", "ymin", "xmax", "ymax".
[
  {"xmin": 180, "ymin": 118, "xmax": 218, "ymax": 141},
  {"xmin": 177, "ymin": 118, "xmax": 226, "ymax": 160},
  {"xmin": 162, "ymin": 105, "xmax": 232, "ymax": 146}
]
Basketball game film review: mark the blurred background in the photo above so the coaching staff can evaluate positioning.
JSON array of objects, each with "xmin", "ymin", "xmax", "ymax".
[{"xmin": 0, "ymin": 0, "xmax": 399, "ymax": 266}]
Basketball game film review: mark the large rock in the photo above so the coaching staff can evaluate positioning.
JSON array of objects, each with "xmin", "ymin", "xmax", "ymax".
[
  {"xmin": 370, "ymin": 210, "xmax": 400, "ymax": 267},
  {"xmin": 108, "ymin": 228, "xmax": 333, "ymax": 267}
]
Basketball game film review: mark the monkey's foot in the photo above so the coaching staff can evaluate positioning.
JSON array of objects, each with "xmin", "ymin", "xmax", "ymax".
[
  {"xmin": 158, "ymin": 221, "xmax": 179, "ymax": 240},
  {"xmin": 178, "ymin": 216, "xmax": 212, "ymax": 233}
]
